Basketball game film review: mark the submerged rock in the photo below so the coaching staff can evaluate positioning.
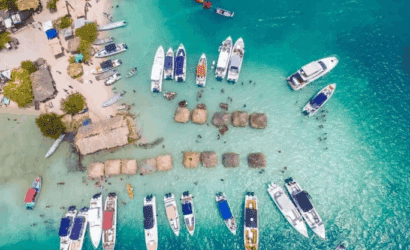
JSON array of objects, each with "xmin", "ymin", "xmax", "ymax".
[
  {"xmin": 222, "ymin": 153, "xmax": 239, "ymax": 168},
  {"xmin": 200, "ymin": 151, "xmax": 218, "ymax": 168},
  {"xmin": 164, "ymin": 91, "xmax": 177, "ymax": 101},
  {"xmin": 140, "ymin": 158, "xmax": 157, "ymax": 175},
  {"xmin": 174, "ymin": 107, "xmax": 191, "ymax": 123},
  {"xmin": 178, "ymin": 100, "xmax": 188, "ymax": 107},
  {"xmin": 121, "ymin": 159, "xmax": 137, "ymax": 175},
  {"xmin": 183, "ymin": 152, "xmax": 200, "ymax": 168},
  {"xmin": 156, "ymin": 155, "xmax": 173, "ymax": 171},
  {"xmin": 219, "ymin": 103, "xmax": 229, "ymax": 110},
  {"xmin": 212, "ymin": 112, "xmax": 230, "ymax": 127},
  {"xmin": 232, "ymin": 111, "xmax": 249, "ymax": 127},
  {"xmin": 192, "ymin": 105, "xmax": 208, "ymax": 124},
  {"xmin": 249, "ymin": 113, "xmax": 267, "ymax": 129},
  {"xmin": 247, "ymin": 153, "xmax": 266, "ymax": 168}
]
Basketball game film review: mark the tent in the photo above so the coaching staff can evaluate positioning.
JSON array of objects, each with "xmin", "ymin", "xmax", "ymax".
[
  {"xmin": 75, "ymin": 54, "xmax": 84, "ymax": 63},
  {"xmin": 46, "ymin": 29, "xmax": 58, "ymax": 40}
]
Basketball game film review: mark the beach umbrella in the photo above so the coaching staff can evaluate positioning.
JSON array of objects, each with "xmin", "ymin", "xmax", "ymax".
[
  {"xmin": 203, "ymin": 1, "xmax": 212, "ymax": 9},
  {"xmin": 75, "ymin": 54, "xmax": 84, "ymax": 63}
]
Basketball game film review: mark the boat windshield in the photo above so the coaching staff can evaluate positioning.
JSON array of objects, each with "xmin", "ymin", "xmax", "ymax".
[
  {"xmin": 245, "ymin": 208, "xmax": 257, "ymax": 228},
  {"xmin": 294, "ymin": 191, "xmax": 313, "ymax": 212},
  {"xmin": 182, "ymin": 203, "xmax": 192, "ymax": 215},
  {"xmin": 143, "ymin": 205, "xmax": 154, "ymax": 229},
  {"xmin": 218, "ymin": 201, "xmax": 232, "ymax": 220},
  {"xmin": 318, "ymin": 61, "xmax": 327, "ymax": 70}
]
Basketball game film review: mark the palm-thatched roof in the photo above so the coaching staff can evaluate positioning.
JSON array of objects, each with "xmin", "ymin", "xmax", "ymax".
[{"xmin": 30, "ymin": 67, "xmax": 56, "ymax": 102}]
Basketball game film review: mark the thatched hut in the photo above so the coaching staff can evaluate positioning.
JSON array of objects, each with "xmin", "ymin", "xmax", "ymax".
[
  {"xmin": 121, "ymin": 159, "xmax": 137, "ymax": 175},
  {"xmin": 156, "ymin": 155, "xmax": 173, "ymax": 171},
  {"xmin": 200, "ymin": 151, "xmax": 218, "ymax": 168},
  {"xmin": 105, "ymin": 159, "xmax": 122, "ymax": 176},
  {"xmin": 192, "ymin": 105, "xmax": 207, "ymax": 124},
  {"xmin": 174, "ymin": 107, "xmax": 190, "ymax": 123},
  {"xmin": 183, "ymin": 152, "xmax": 199, "ymax": 168},
  {"xmin": 67, "ymin": 63, "xmax": 83, "ymax": 78},
  {"xmin": 140, "ymin": 158, "xmax": 157, "ymax": 175},
  {"xmin": 249, "ymin": 113, "xmax": 267, "ymax": 129},
  {"xmin": 88, "ymin": 162, "xmax": 104, "ymax": 180},
  {"xmin": 232, "ymin": 111, "xmax": 249, "ymax": 127},
  {"xmin": 222, "ymin": 153, "xmax": 240, "ymax": 168},
  {"xmin": 30, "ymin": 67, "xmax": 57, "ymax": 103},
  {"xmin": 248, "ymin": 153, "xmax": 266, "ymax": 168},
  {"xmin": 213, "ymin": 112, "xmax": 230, "ymax": 127}
]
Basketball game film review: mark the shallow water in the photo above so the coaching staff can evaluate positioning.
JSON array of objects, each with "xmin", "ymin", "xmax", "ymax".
[{"xmin": 1, "ymin": 0, "xmax": 410, "ymax": 249}]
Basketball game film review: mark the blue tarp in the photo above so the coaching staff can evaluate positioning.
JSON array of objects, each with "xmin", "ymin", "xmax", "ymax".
[
  {"xmin": 69, "ymin": 217, "xmax": 84, "ymax": 240},
  {"xmin": 143, "ymin": 205, "xmax": 154, "ymax": 229},
  {"xmin": 101, "ymin": 60, "xmax": 113, "ymax": 69},
  {"xmin": 164, "ymin": 56, "xmax": 173, "ymax": 70},
  {"xmin": 295, "ymin": 191, "xmax": 313, "ymax": 212},
  {"xmin": 105, "ymin": 44, "xmax": 116, "ymax": 53},
  {"xmin": 82, "ymin": 119, "xmax": 91, "ymax": 127},
  {"xmin": 245, "ymin": 208, "xmax": 257, "ymax": 228},
  {"xmin": 174, "ymin": 50, "xmax": 185, "ymax": 75},
  {"xmin": 58, "ymin": 217, "xmax": 72, "ymax": 237},
  {"xmin": 46, "ymin": 29, "xmax": 57, "ymax": 40},
  {"xmin": 182, "ymin": 203, "xmax": 192, "ymax": 215},
  {"xmin": 218, "ymin": 200, "xmax": 232, "ymax": 220},
  {"xmin": 310, "ymin": 93, "xmax": 327, "ymax": 107}
]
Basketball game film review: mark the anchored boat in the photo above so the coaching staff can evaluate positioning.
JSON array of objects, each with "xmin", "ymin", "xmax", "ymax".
[
  {"xmin": 94, "ymin": 37, "xmax": 114, "ymax": 46},
  {"xmin": 25, "ymin": 176, "xmax": 41, "ymax": 210},
  {"xmin": 144, "ymin": 195, "xmax": 158, "ymax": 250},
  {"xmin": 126, "ymin": 67, "xmax": 138, "ymax": 78},
  {"xmin": 244, "ymin": 192, "xmax": 258, "ymax": 250},
  {"xmin": 216, "ymin": 192, "xmax": 237, "ymax": 235},
  {"xmin": 215, "ymin": 8, "xmax": 234, "ymax": 17},
  {"xmin": 45, "ymin": 133, "xmax": 65, "ymax": 158},
  {"xmin": 151, "ymin": 46, "xmax": 165, "ymax": 93},
  {"xmin": 102, "ymin": 92, "xmax": 125, "ymax": 107},
  {"xmin": 303, "ymin": 84, "xmax": 336, "ymax": 116},
  {"xmin": 105, "ymin": 73, "xmax": 121, "ymax": 86},
  {"xmin": 91, "ymin": 59, "xmax": 122, "ymax": 75},
  {"xmin": 196, "ymin": 53, "xmax": 207, "ymax": 87},
  {"xmin": 215, "ymin": 36, "xmax": 233, "ymax": 79},
  {"xmin": 181, "ymin": 191, "xmax": 195, "ymax": 236},
  {"xmin": 102, "ymin": 193, "xmax": 117, "ymax": 250},
  {"xmin": 59, "ymin": 206, "xmax": 77, "ymax": 250},
  {"xmin": 164, "ymin": 48, "xmax": 174, "ymax": 80},
  {"xmin": 95, "ymin": 69, "xmax": 118, "ymax": 81},
  {"xmin": 164, "ymin": 193, "xmax": 180, "ymax": 236},
  {"xmin": 174, "ymin": 44, "xmax": 186, "ymax": 82},
  {"xmin": 95, "ymin": 43, "xmax": 128, "ymax": 58},
  {"xmin": 69, "ymin": 207, "xmax": 89, "ymax": 250},
  {"xmin": 127, "ymin": 184, "xmax": 134, "ymax": 199},
  {"xmin": 98, "ymin": 20, "xmax": 127, "ymax": 31},
  {"xmin": 227, "ymin": 38, "xmax": 245, "ymax": 82},
  {"xmin": 89, "ymin": 193, "xmax": 103, "ymax": 249}
]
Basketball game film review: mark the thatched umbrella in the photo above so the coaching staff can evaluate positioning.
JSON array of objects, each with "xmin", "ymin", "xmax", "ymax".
[
  {"xmin": 222, "ymin": 153, "xmax": 239, "ymax": 168},
  {"xmin": 248, "ymin": 153, "xmax": 266, "ymax": 168},
  {"xmin": 200, "ymin": 152, "xmax": 218, "ymax": 168},
  {"xmin": 156, "ymin": 155, "xmax": 173, "ymax": 171},
  {"xmin": 88, "ymin": 162, "xmax": 105, "ymax": 180},
  {"xmin": 121, "ymin": 159, "xmax": 137, "ymax": 175},
  {"xmin": 183, "ymin": 152, "xmax": 199, "ymax": 168},
  {"xmin": 67, "ymin": 63, "xmax": 83, "ymax": 78},
  {"xmin": 140, "ymin": 158, "xmax": 157, "ymax": 175},
  {"xmin": 105, "ymin": 159, "xmax": 122, "ymax": 176},
  {"xmin": 249, "ymin": 113, "xmax": 267, "ymax": 129}
]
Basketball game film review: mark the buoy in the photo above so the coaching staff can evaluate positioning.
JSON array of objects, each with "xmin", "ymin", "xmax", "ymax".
[{"xmin": 203, "ymin": 1, "xmax": 212, "ymax": 9}]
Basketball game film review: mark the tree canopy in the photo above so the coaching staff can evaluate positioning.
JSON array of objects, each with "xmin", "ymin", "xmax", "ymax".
[
  {"xmin": 75, "ymin": 23, "xmax": 98, "ymax": 43},
  {"xmin": 0, "ymin": 32, "xmax": 11, "ymax": 49},
  {"xmin": 0, "ymin": 0, "xmax": 19, "ymax": 11},
  {"xmin": 61, "ymin": 93, "xmax": 85, "ymax": 115},
  {"xmin": 21, "ymin": 60, "xmax": 37, "ymax": 74},
  {"xmin": 3, "ymin": 69, "xmax": 34, "ymax": 107},
  {"xmin": 36, "ymin": 113, "xmax": 66, "ymax": 139}
]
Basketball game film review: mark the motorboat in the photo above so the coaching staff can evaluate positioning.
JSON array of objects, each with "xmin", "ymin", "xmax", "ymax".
[
  {"xmin": 215, "ymin": 36, "xmax": 233, "ymax": 79},
  {"xmin": 127, "ymin": 184, "xmax": 134, "ymax": 199},
  {"xmin": 126, "ymin": 67, "xmax": 138, "ymax": 78},
  {"xmin": 102, "ymin": 193, "xmax": 117, "ymax": 250},
  {"xmin": 102, "ymin": 92, "xmax": 125, "ymax": 107},
  {"xmin": 303, "ymin": 84, "xmax": 336, "ymax": 116},
  {"xmin": 94, "ymin": 37, "xmax": 114, "ymax": 46},
  {"xmin": 95, "ymin": 69, "xmax": 118, "ymax": 81},
  {"xmin": 287, "ymin": 57, "xmax": 339, "ymax": 91},
  {"xmin": 335, "ymin": 243, "xmax": 347, "ymax": 250},
  {"xmin": 244, "ymin": 192, "xmax": 258, "ymax": 250},
  {"xmin": 89, "ymin": 193, "xmax": 103, "ymax": 249},
  {"xmin": 91, "ymin": 59, "xmax": 122, "ymax": 75},
  {"xmin": 69, "ymin": 207, "xmax": 89, "ymax": 250},
  {"xmin": 103, "ymin": 12, "xmax": 113, "ymax": 22},
  {"xmin": 196, "ymin": 53, "xmax": 207, "ymax": 87},
  {"xmin": 174, "ymin": 44, "xmax": 186, "ymax": 82},
  {"xmin": 59, "ymin": 206, "xmax": 77, "ymax": 250},
  {"xmin": 151, "ymin": 46, "xmax": 165, "ymax": 93},
  {"xmin": 25, "ymin": 176, "xmax": 41, "ymax": 210},
  {"xmin": 215, "ymin": 8, "xmax": 234, "ymax": 17},
  {"xmin": 181, "ymin": 191, "xmax": 195, "ymax": 235},
  {"xmin": 285, "ymin": 178, "xmax": 326, "ymax": 239},
  {"xmin": 164, "ymin": 48, "xmax": 174, "ymax": 80},
  {"xmin": 163, "ymin": 91, "xmax": 177, "ymax": 101},
  {"xmin": 94, "ymin": 43, "xmax": 128, "ymax": 58},
  {"xmin": 227, "ymin": 38, "xmax": 245, "ymax": 82},
  {"xmin": 164, "ymin": 193, "xmax": 180, "ymax": 236},
  {"xmin": 216, "ymin": 192, "xmax": 237, "ymax": 235},
  {"xmin": 98, "ymin": 20, "xmax": 127, "ymax": 31},
  {"xmin": 45, "ymin": 134, "xmax": 65, "ymax": 158},
  {"xmin": 105, "ymin": 73, "xmax": 122, "ymax": 86},
  {"xmin": 144, "ymin": 195, "xmax": 158, "ymax": 250},
  {"xmin": 267, "ymin": 182, "xmax": 308, "ymax": 237}
]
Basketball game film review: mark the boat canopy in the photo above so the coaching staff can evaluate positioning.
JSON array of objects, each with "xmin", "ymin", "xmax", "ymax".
[
  {"xmin": 164, "ymin": 56, "xmax": 173, "ymax": 70},
  {"xmin": 175, "ymin": 50, "xmax": 185, "ymax": 75},
  {"xmin": 143, "ymin": 205, "xmax": 154, "ymax": 229},
  {"xmin": 88, "ymin": 208, "xmax": 99, "ymax": 223},
  {"xmin": 245, "ymin": 208, "xmax": 257, "ymax": 228},
  {"xmin": 218, "ymin": 200, "xmax": 232, "ymax": 220},
  {"xmin": 310, "ymin": 93, "xmax": 327, "ymax": 107},
  {"xmin": 70, "ymin": 217, "xmax": 84, "ymax": 240},
  {"xmin": 294, "ymin": 191, "xmax": 313, "ymax": 212},
  {"xmin": 302, "ymin": 62, "xmax": 322, "ymax": 76},
  {"xmin": 216, "ymin": 53, "xmax": 229, "ymax": 68},
  {"xmin": 105, "ymin": 44, "xmax": 116, "ymax": 53},
  {"xmin": 103, "ymin": 211, "xmax": 113, "ymax": 229},
  {"xmin": 182, "ymin": 203, "xmax": 192, "ymax": 215},
  {"xmin": 196, "ymin": 65, "xmax": 206, "ymax": 76},
  {"xmin": 101, "ymin": 60, "xmax": 113, "ymax": 69},
  {"xmin": 25, "ymin": 188, "xmax": 36, "ymax": 202},
  {"xmin": 59, "ymin": 217, "xmax": 72, "ymax": 237}
]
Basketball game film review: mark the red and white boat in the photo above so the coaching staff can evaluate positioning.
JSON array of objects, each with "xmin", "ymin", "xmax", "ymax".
[{"xmin": 25, "ymin": 176, "xmax": 41, "ymax": 210}]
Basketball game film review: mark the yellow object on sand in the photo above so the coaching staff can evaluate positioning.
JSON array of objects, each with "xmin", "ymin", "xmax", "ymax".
[{"xmin": 127, "ymin": 184, "xmax": 134, "ymax": 199}]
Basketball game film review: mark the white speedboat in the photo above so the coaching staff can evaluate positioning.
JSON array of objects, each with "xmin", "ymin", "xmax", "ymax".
[
  {"xmin": 303, "ymin": 84, "xmax": 336, "ymax": 116},
  {"xmin": 244, "ymin": 192, "xmax": 258, "ymax": 250},
  {"xmin": 215, "ymin": 8, "xmax": 234, "ymax": 17},
  {"xmin": 98, "ymin": 20, "xmax": 127, "ymax": 31},
  {"xmin": 144, "ymin": 195, "xmax": 158, "ymax": 250},
  {"xmin": 59, "ymin": 206, "xmax": 77, "ymax": 250},
  {"xmin": 102, "ymin": 92, "xmax": 125, "ymax": 107},
  {"xmin": 174, "ymin": 44, "xmax": 186, "ymax": 82},
  {"xmin": 227, "ymin": 38, "xmax": 245, "ymax": 82},
  {"xmin": 105, "ymin": 73, "xmax": 122, "ymax": 86},
  {"xmin": 91, "ymin": 59, "xmax": 122, "ymax": 75},
  {"xmin": 216, "ymin": 192, "xmax": 237, "ymax": 235},
  {"xmin": 95, "ymin": 69, "xmax": 118, "ymax": 81},
  {"xmin": 151, "ymin": 46, "xmax": 165, "ymax": 93},
  {"xmin": 196, "ymin": 53, "xmax": 207, "ymax": 87},
  {"xmin": 267, "ymin": 183, "xmax": 308, "ymax": 238},
  {"xmin": 125, "ymin": 67, "xmax": 138, "ymax": 78},
  {"xmin": 164, "ymin": 48, "xmax": 174, "ymax": 80},
  {"xmin": 102, "ymin": 193, "xmax": 117, "ymax": 250},
  {"xmin": 89, "ymin": 193, "xmax": 103, "ymax": 249},
  {"xmin": 285, "ymin": 178, "xmax": 326, "ymax": 239},
  {"xmin": 95, "ymin": 43, "xmax": 128, "ymax": 58},
  {"xmin": 69, "ymin": 207, "xmax": 89, "ymax": 250},
  {"xmin": 215, "ymin": 36, "xmax": 233, "ymax": 79},
  {"xmin": 164, "ymin": 193, "xmax": 180, "ymax": 236},
  {"xmin": 287, "ymin": 57, "xmax": 339, "ymax": 91},
  {"xmin": 45, "ymin": 133, "xmax": 65, "ymax": 158},
  {"xmin": 181, "ymin": 191, "xmax": 195, "ymax": 235},
  {"xmin": 94, "ymin": 37, "xmax": 114, "ymax": 46}
]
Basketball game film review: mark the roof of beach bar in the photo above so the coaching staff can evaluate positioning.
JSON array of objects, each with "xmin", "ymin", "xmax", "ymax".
[{"xmin": 30, "ymin": 67, "xmax": 56, "ymax": 102}]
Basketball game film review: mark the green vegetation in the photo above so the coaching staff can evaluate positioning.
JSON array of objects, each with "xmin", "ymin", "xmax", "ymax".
[
  {"xmin": 68, "ymin": 56, "xmax": 76, "ymax": 64},
  {"xmin": 0, "ymin": 0, "xmax": 18, "ymax": 11},
  {"xmin": 75, "ymin": 23, "xmax": 98, "ymax": 43},
  {"xmin": 56, "ymin": 15, "xmax": 73, "ymax": 30},
  {"xmin": 35, "ymin": 113, "xmax": 66, "ymax": 139},
  {"xmin": 0, "ymin": 32, "xmax": 11, "ymax": 49},
  {"xmin": 78, "ymin": 40, "xmax": 92, "ymax": 62},
  {"xmin": 2, "ymin": 69, "xmax": 34, "ymax": 108},
  {"xmin": 21, "ymin": 60, "xmax": 37, "ymax": 74},
  {"xmin": 46, "ymin": 0, "xmax": 59, "ymax": 10},
  {"xmin": 61, "ymin": 93, "xmax": 86, "ymax": 115}
]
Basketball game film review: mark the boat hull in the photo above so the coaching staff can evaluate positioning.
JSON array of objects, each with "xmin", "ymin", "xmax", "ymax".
[
  {"xmin": 45, "ymin": 134, "xmax": 65, "ymax": 158},
  {"xmin": 98, "ymin": 21, "xmax": 127, "ymax": 31},
  {"xmin": 60, "ymin": 208, "xmax": 77, "ymax": 250},
  {"xmin": 227, "ymin": 38, "xmax": 245, "ymax": 82},
  {"xmin": 102, "ymin": 92, "xmax": 124, "ymax": 107},
  {"xmin": 89, "ymin": 194, "xmax": 103, "ymax": 249},
  {"xmin": 303, "ymin": 84, "xmax": 336, "ymax": 116},
  {"xmin": 215, "ymin": 36, "xmax": 233, "ymax": 80},
  {"xmin": 144, "ymin": 196, "xmax": 158, "ymax": 250},
  {"xmin": 151, "ymin": 46, "xmax": 165, "ymax": 93},
  {"xmin": 94, "ymin": 44, "xmax": 128, "ymax": 58},
  {"xmin": 244, "ymin": 194, "xmax": 258, "ymax": 250},
  {"xmin": 69, "ymin": 208, "xmax": 88, "ymax": 250},
  {"xmin": 181, "ymin": 192, "xmax": 195, "ymax": 235},
  {"xmin": 216, "ymin": 193, "xmax": 237, "ymax": 235},
  {"xmin": 164, "ymin": 193, "xmax": 180, "ymax": 236},
  {"xmin": 94, "ymin": 37, "xmax": 114, "ymax": 45},
  {"xmin": 102, "ymin": 193, "xmax": 117, "ymax": 250}
]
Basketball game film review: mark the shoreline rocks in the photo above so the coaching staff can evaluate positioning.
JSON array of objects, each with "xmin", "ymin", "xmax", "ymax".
[
  {"xmin": 249, "ymin": 113, "xmax": 267, "ymax": 129},
  {"xmin": 222, "ymin": 153, "xmax": 239, "ymax": 168},
  {"xmin": 183, "ymin": 152, "xmax": 200, "ymax": 168},
  {"xmin": 200, "ymin": 151, "xmax": 218, "ymax": 168},
  {"xmin": 248, "ymin": 153, "xmax": 266, "ymax": 168}
]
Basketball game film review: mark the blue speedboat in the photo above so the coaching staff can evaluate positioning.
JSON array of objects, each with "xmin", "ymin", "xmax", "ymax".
[
  {"xmin": 174, "ymin": 44, "xmax": 186, "ymax": 82},
  {"xmin": 181, "ymin": 191, "xmax": 195, "ymax": 235},
  {"xmin": 216, "ymin": 192, "xmax": 237, "ymax": 235},
  {"xmin": 303, "ymin": 84, "xmax": 336, "ymax": 116},
  {"xmin": 59, "ymin": 206, "xmax": 77, "ymax": 250},
  {"xmin": 164, "ymin": 48, "xmax": 174, "ymax": 80},
  {"xmin": 69, "ymin": 207, "xmax": 89, "ymax": 250}
]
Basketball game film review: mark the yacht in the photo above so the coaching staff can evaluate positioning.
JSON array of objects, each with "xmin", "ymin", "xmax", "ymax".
[
  {"xmin": 215, "ymin": 36, "xmax": 233, "ymax": 79},
  {"xmin": 267, "ymin": 182, "xmax": 308, "ymax": 238},
  {"xmin": 151, "ymin": 46, "xmax": 165, "ymax": 93},
  {"xmin": 69, "ymin": 207, "xmax": 89, "ymax": 250},
  {"xmin": 95, "ymin": 43, "xmax": 128, "ymax": 58},
  {"xmin": 285, "ymin": 178, "xmax": 326, "ymax": 239},
  {"xmin": 25, "ymin": 176, "xmax": 41, "ymax": 210},
  {"xmin": 105, "ymin": 73, "xmax": 122, "ymax": 86},
  {"xmin": 227, "ymin": 38, "xmax": 245, "ymax": 82},
  {"xmin": 59, "ymin": 206, "xmax": 77, "ymax": 250},
  {"xmin": 91, "ymin": 59, "xmax": 122, "ymax": 75},
  {"xmin": 164, "ymin": 48, "xmax": 174, "ymax": 80},
  {"xmin": 164, "ymin": 193, "xmax": 180, "ymax": 236},
  {"xmin": 216, "ymin": 192, "xmax": 237, "ymax": 235},
  {"xmin": 89, "ymin": 193, "xmax": 103, "ymax": 249},
  {"xmin": 287, "ymin": 57, "xmax": 339, "ymax": 91},
  {"xmin": 144, "ymin": 195, "xmax": 158, "ymax": 250},
  {"xmin": 174, "ymin": 44, "xmax": 186, "ymax": 82},
  {"xmin": 244, "ymin": 192, "xmax": 258, "ymax": 250},
  {"xmin": 196, "ymin": 53, "xmax": 207, "ymax": 87},
  {"xmin": 102, "ymin": 193, "xmax": 117, "ymax": 250},
  {"xmin": 303, "ymin": 84, "xmax": 336, "ymax": 116},
  {"xmin": 181, "ymin": 191, "xmax": 195, "ymax": 235}
]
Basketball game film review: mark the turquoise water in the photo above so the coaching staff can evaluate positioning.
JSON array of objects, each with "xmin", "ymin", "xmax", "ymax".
[{"xmin": 1, "ymin": 0, "xmax": 410, "ymax": 249}]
